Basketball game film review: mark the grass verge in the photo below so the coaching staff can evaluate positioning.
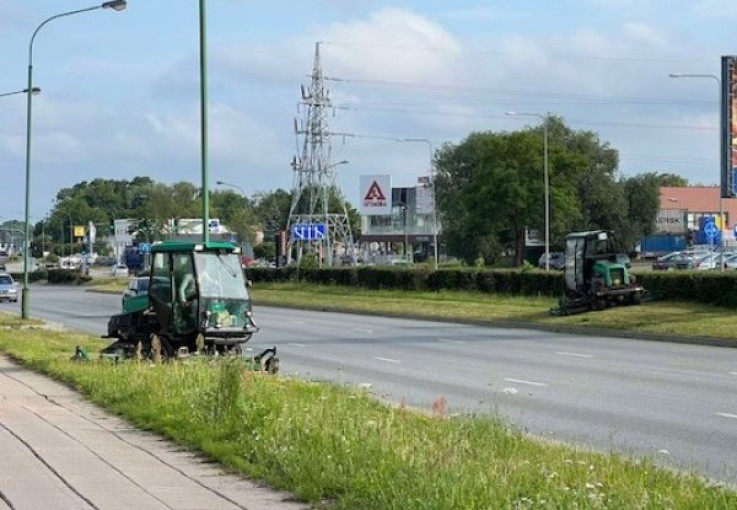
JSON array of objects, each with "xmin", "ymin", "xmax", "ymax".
[
  {"xmin": 85, "ymin": 278, "xmax": 737, "ymax": 342},
  {"xmin": 249, "ymin": 283, "xmax": 737, "ymax": 343},
  {"xmin": 0, "ymin": 315, "xmax": 735, "ymax": 509}
]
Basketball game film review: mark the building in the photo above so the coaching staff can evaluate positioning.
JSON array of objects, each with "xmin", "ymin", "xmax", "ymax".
[
  {"xmin": 358, "ymin": 174, "xmax": 440, "ymax": 262},
  {"xmin": 658, "ymin": 186, "xmax": 737, "ymax": 240}
]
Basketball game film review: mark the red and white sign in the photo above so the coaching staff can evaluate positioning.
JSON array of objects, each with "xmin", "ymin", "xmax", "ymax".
[{"xmin": 359, "ymin": 174, "xmax": 391, "ymax": 215}]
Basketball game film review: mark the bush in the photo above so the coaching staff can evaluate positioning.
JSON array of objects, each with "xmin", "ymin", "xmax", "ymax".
[
  {"xmin": 46, "ymin": 269, "xmax": 92, "ymax": 285},
  {"xmin": 248, "ymin": 266, "xmax": 737, "ymax": 308}
]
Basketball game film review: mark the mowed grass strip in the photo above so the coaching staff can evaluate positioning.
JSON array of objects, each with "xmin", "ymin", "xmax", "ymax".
[
  {"xmin": 0, "ymin": 316, "xmax": 735, "ymax": 509},
  {"xmin": 250, "ymin": 282, "xmax": 737, "ymax": 342}
]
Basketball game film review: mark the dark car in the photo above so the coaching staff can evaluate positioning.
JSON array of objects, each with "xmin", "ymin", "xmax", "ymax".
[{"xmin": 538, "ymin": 252, "xmax": 565, "ymax": 270}]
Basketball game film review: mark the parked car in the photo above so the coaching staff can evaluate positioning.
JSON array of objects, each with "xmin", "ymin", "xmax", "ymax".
[
  {"xmin": 111, "ymin": 264, "xmax": 129, "ymax": 277},
  {"xmin": 0, "ymin": 273, "xmax": 18, "ymax": 303},
  {"xmin": 122, "ymin": 276, "xmax": 149, "ymax": 310},
  {"xmin": 674, "ymin": 249, "xmax": 714, "ymax": 270},
  {"xmin": 652, "ymin": 251, "xmax": 681, "ymax": 270},
  {"xmin": 538, "ymin": 252, "xmax": 565, "ymax": 270},
  {"xmin": 692, "ymin": 253, "xmax": 719, "ymax": 270}
]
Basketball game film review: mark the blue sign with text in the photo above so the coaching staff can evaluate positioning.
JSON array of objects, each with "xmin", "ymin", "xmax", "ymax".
[{"xmin": 290, "ymin": 223, "xmax": 326, "ymax": 242}]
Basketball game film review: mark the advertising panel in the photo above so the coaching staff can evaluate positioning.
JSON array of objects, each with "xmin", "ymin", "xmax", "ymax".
[
  {"xmin": 722, "ymin": 56, "xmax": 737, "ymax": 197},
  {"xmin": 359, "ymin": 174, "xmax": 392, "ymax": 215}
]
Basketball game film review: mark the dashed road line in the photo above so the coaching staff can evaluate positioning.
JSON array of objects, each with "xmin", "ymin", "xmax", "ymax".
[
  {"xmin": 437, "ymin": 338, "xmax": 465, "ymax": 344},
  {"xmin": 503, "ymin": 377, "xmax": 548, "ymax": 387},
  {"xmin": 716, "ymin": 412, "xmax": 737, "ymax": 420},
  {"xmin": 374, "ymin": 356, "xmax": 401, "ymax": 364},
  {"xmin": 287, "ymin": 343, "xmax": 307, "ymax": 348},
  {"xmin": 556, "ymin": 351, "xmax": 593, "ymax": 359}
]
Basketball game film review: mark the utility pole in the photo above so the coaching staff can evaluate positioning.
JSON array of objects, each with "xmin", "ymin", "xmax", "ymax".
[{"xmin": 287, "ymin": 42, "xmax": 355, "ymax": 266}]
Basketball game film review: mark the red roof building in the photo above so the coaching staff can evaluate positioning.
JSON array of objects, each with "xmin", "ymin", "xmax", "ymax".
[{"xmin": 658, "ymin": 186, "xmax": 737, "ymax": 234}]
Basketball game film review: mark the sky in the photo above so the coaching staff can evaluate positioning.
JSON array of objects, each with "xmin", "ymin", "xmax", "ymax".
[{"xmin": 0, "ymin": 0, "xmax": 735, "ymax": 223}]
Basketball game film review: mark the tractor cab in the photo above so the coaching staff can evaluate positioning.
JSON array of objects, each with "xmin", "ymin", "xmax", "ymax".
[
  {"xmin": 148, "ymin": 241, "xmax": 258, "ymax": 350},
  {"xmin": 103, "ymin": 240, "xmax": 267, "ymax": 362},
  {"xmin": 558, "ymin": 230, "xmax": 643, "ymax": 314}
]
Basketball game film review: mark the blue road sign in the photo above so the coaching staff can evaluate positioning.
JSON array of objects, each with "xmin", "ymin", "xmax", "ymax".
[
  {"xmin": 138, "ymin": 242, "xmax": 151, "ymax": 253},
  {"xmin": 703, "ymin": 219, "xmax": 718, "ymax": 239},
  {"xmin": 290, "ymin": 223, "xmax": 326, "ymax": 242}
]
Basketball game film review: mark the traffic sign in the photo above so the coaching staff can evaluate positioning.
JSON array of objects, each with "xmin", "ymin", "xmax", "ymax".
[
  {"xmin": 290, "ymin": 223, "xmax": 326, "ymax": 242},
  {"xmin": 703, "ymin": 219, "xmax": 719, "ymax": 239},
  {"xmin": 138, "ymin": 242, "xmax": 151, "ymax": 253}
]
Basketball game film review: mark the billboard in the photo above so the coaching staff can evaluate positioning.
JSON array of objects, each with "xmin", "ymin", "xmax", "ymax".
[
  {"xmin": 722, "ymin": 56, "xmax": 737, "ymax": 198},
  {"xmin": 359, "ymin": 174, "xmax": 391, "ymax": 215}
]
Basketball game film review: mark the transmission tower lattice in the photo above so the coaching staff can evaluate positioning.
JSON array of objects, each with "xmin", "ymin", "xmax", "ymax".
[{"xmin": 286, "ymin": 42, "xmax": 355, "ymax": 266}]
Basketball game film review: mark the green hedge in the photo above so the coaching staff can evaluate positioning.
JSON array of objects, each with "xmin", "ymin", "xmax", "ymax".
[
  {"xmin": 9, "ymin": 270, "xmax": 49, "ymax": 283},
  {"xmin": 634, "ymin": 271, "xmax": 737, "ymax": 308},
  {"xmin": 249, "ymin": 267, "xmax": 564, "ymax": 296},
  {"xmin": 249, "ymin": 267, "xmax": 737, "ymax": 308},
  {"xmin": 46, "ymin": 269, "xmax": 92, "ymax": 285}
]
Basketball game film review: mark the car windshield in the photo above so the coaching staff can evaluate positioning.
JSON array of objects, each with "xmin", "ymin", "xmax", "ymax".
[
  {"xmin": 0, "ymin": 275, "xmax": 12, "ymax": 285},
  {"xmin": 137, "ymin": 278, "xmax": 149, "ymax": 292},
  {"xmin": 194, "ymin": 252, "xmax": 248, "ymax": 299}
]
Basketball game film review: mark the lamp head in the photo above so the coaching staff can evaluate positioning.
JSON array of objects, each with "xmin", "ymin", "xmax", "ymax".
[{"xmin": 102, "ymin": 0, "xmax": 127, "ymax": 11}]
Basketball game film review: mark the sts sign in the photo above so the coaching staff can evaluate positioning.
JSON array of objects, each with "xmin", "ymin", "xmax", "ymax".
[
  {"xmin": 359, "ymin": 174, "xmax": 392, "ymax": 216},
  {"xmin": 290, "ymin": 223, "xmax": 326, "ymax": 242}
]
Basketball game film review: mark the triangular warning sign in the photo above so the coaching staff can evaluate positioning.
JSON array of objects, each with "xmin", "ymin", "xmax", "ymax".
[{"xmin": 364, "ymin": 181, "xmax": 386, "ymax": 201}]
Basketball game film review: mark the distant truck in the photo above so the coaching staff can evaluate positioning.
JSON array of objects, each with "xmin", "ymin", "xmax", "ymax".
[
  {"xmin": 638, "ymin": 234, "xmax": 687, "ymax": 259},
  {"xmin": 123, "ymin": 244, "xmax": 146, "ymax": 275}
]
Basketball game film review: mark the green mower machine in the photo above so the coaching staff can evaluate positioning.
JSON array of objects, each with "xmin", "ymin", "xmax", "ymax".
[
  {"xmin": 100, "ymin": 241, "xmax": 278, "ymax": 371},
  {"xmin": 553, "ymin": 230, "xmax": 644, "ymax": 315}
]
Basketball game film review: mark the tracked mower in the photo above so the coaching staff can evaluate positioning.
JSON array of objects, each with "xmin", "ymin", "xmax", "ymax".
[
  {"xmin": 552, "ymin": 230, "xmax": 644, "ymax": 316},
  {"xmin": 99, "ymin": 241, "xmax": 278, "ymax": 372}
]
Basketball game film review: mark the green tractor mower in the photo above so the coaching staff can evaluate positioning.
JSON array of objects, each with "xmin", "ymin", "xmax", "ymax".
[
  {"xmin": 100, "ymin": 241, "xmax": 278, "ymax": 372},
  {"xmin": 553, "ymin": 230, "xmax": 644, "ymax": 316}
]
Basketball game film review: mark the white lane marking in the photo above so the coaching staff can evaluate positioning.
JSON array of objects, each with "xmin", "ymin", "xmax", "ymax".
[
  {"xmin": 716, "ymin": 412, "xmax": 737, "ymax": 420},
  {"xmin": 287, "ymin": 343, "xmax": 307, "ymax": 348},
  {"xmin": 503, "ymin": 378, "xmax": 548, "ymax": 387},
  {"xmin": 556, "ymin": 351, "xmax": 593, "ymax": 359},
  {"xmin": 730, "ymin": 371, "xmax": 737, "ymax": 376},
  {"xmin": 354, "ymin": 328, "xmax": 373, "ymax": 334},
  {"xmin": 438, "ymin": 338, "xmax": 465, "ymax": 344},
  {"xmin": 374, "ymin": 356, "xmax": 401, "ymax": 364}
]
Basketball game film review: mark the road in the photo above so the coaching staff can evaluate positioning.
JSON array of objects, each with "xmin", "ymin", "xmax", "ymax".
[{"xmin": 4, "ymin": 284, "xmax": 737, "ymax": 485}]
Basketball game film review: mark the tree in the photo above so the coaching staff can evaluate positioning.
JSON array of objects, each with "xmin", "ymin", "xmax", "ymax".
[
  {"xmin": 253, "ymin": 189, "xmax": 292, "ymax": 237},
  {"xmin": 650, "ymin": 172, "xmax": 689, "ymax": 187},
  {"xmin": 435, "ymin": 117, "xmax": 642, "ymax": 265}
]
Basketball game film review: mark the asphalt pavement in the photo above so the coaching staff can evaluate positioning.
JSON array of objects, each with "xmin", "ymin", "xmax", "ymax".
[{"xmin": 3, "ymin": 284, "xmax": 737, "ymax": 486}]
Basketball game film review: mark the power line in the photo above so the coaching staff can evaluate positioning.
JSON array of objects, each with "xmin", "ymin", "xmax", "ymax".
[
  {"xmin": 322, "ymin": 41, "xmax": 714, "ymax": 64},
  {"xmin": 325, "ymin": 75, "xmax": 717, "ymax": 105},
  {"xmin": 332, "ymin": 104, "xmax": 716, "ymax": 131}
]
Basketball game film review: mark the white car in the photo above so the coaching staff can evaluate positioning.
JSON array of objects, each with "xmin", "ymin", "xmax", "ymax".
[
  {"xmin": 111, "ymin": 264, "xmax": 129, "ymax": 277},
  {"xmin": 0, "ymin": 273, "xmax": 18, "ymax": 303}
]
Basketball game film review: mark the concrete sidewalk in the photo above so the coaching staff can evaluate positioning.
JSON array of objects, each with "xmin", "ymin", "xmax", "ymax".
[{"xmin": 0, "ymin": 354, "xmax": 309, "ymax": 510}]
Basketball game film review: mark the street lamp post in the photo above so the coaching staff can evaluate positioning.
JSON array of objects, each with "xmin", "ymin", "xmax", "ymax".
[
  {"xmin": 216, "ymin": 180, "xmax": 246, "ymax": 199},
  {"xmin": 21, "ymin": 0, "xmax": 127, "ymax": 319},
  {"xmin": 400, "ymin": 138, "xmax": 438, "ymax": 270},
  {"xmin": 0, "ymin": 87, "xmax": 40, "ymax": 99},
  {"xmin": 506, "ymin": 111, "xmax": 550, "ymax": 270},
  {"xmin": 400, "ymin": 205, "xmax": 410, "ymax": 262},
  {"xmin": 669, "ymin": 73, "xmax": 724, "ymax": 271}
]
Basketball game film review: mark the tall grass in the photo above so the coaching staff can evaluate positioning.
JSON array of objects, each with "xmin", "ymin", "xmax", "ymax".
[{"xmin": 0, "ymin": 318, "xmax": 735, "ymax": 509}]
